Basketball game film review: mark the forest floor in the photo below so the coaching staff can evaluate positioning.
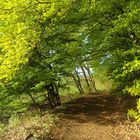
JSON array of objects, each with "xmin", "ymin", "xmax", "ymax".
[{"xmin": 48, "ymin": 93, "xmax": 140, "ymax": 140}]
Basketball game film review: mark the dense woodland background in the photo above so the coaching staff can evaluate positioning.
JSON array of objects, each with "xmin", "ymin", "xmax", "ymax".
[{"xmin": 0, "ymin": 0, "xmax": 140, "ymax": 139}]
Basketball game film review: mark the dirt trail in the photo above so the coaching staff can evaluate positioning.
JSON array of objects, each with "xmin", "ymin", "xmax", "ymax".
[{"xmin": 49, "ymin": 94, "xmax": 140, "ymax": 140}]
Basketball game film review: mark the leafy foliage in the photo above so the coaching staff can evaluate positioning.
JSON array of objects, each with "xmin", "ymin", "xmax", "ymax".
[{"xmin": 0, "ymin": 0, "xmax": 140, "ymax": 121}]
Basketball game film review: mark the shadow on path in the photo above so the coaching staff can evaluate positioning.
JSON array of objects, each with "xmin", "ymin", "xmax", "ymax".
[{"xmin": 53, "ymin": 93, "xmax": 132, "ymax": 126}]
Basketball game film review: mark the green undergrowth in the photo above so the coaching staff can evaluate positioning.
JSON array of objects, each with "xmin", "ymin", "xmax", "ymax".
[
  {"xmin": 95, "ymin": 77, "xmax": 114, "ymax": 93},
  {"xmin": 0, "ymin": 77, "xmax": 113, "ymax": 139},
  {"xmin": 0, "ymin": 86, "xmax": 86, "ymax": 140}
]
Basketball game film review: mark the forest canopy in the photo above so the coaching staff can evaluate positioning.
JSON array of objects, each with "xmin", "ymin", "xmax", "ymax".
[{"xmin": 0, "ymin": 0, "xmax": 140, "ymax": 119}]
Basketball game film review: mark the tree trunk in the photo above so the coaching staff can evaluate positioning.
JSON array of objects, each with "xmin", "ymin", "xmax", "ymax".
[
  {"xmin": 84, "ymin": 65, "xmax": 98, "ymax": 92},
  {"xmin": 53, "ymin": 82, "xmax": 61, "ymax": 105},
  {"xmin": 72, "ymin": 74, "xmax": 83, "ymax": 94},
  {"xmin": 81, "ymin": 66, "xmax": 92, "ymax": 92},
  {"xmin": 45, "ymin": 82, "xmax": 61, "ymax": 107},
  {"xmin": 27, "ymin": 92, "xmax": 41, "ymax": 112},
  {"xmin": 75, "ymin": 70, "xmax": 84, "ymax": 93}
]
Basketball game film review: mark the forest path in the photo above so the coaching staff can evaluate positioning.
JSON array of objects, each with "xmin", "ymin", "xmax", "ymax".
[{"xmin": 49, "ymin": 93, "xmax": 140, "ymax": 140}]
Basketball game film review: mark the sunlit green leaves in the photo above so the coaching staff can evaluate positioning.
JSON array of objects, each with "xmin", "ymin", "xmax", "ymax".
[{"xmin": 1, "ymin": 0, "xmax": 140, "ymax": 120}]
